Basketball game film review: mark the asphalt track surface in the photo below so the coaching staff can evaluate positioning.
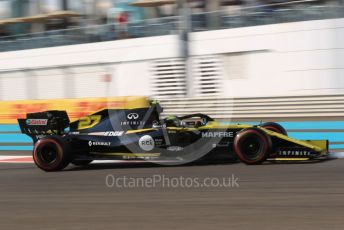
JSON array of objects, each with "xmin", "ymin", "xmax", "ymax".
[{"xmin": 0, "ymin": 152, "xmax": 344, "ymax": 230}]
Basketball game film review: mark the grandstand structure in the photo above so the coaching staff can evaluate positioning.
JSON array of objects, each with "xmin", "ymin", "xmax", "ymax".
[
  {"xmin": 1, "ymin": 1, "xmax": 344, "ymax": 51},
  {"xmin": 1, "ymin": 1, "xmax": 344, "ymax": 151},
  {"xmin": 0, "ymin": 1, "xmax": 343, "ymax": 109}
]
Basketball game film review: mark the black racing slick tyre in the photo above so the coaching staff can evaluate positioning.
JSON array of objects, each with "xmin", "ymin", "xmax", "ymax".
[
  {"xmin": 261, "ymin": 122, "xmax": 288, "ymax": 136},
  {"xmin": 71, "ymin": 160, "xmax": 93, "ymax": 166},
  {"xmin": 33, "ymin": 136, "xmax": 70, "ymax": 172},
  {"xmin": 233, "ymin": 128, "xmax": 272, "ymax": 165}
]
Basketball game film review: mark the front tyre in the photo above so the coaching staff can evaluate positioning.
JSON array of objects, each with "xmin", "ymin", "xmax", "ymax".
[
  {"xmin": 261, "ymin": 122, "xmax": 287, "ymax": 136},
  {"xmin": 33, "ymin": 136, "xmax": 70, "ymax": 172},
  {"xmin": 233, "ymin": 128, "xmax": 272, "ymax": 165}
]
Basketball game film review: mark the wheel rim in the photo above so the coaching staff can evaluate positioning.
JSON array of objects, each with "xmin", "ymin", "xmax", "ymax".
[
  {"xmin": 39, "ymin": 145, "xmax": 58, "ymax": 164},
  {"xmin": 239, "ymin": 134, "xmax": 263, "ymax": 160}
]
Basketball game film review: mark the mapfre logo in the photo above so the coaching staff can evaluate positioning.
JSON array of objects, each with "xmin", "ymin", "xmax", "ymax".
[
  {"xmin": 202, "ymin": 132, "xmax": 234, "ymax": 138},
  {"xmin": 127, "ymin": 113, "xmax": 139, "ymax": 120}
]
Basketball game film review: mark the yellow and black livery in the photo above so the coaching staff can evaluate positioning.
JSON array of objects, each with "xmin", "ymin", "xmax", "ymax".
[{"xmin": 18, "ymin": 97, "xmax": 329, "ymax": 171}]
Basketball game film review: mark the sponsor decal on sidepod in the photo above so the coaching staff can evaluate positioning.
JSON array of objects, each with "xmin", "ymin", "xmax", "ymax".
[
  {"xmin": 88, "ymin": 141, "xmax": 111, "ymax": 147},
  {"xmin": 202, "ymin": 132, "xmax": 234, "ymax": 138},
  {"xmin": 139, "ymin": 135, "xmax": 155, "ymax": 151},
  {"xmin": 127, "ymin": 113, "xmax": 139, "ymax": 120}
]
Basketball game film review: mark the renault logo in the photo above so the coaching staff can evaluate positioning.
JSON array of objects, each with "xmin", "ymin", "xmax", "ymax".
[{"xmin": 127, "ymin": 113, "xmax": 139, "ymax": 120}]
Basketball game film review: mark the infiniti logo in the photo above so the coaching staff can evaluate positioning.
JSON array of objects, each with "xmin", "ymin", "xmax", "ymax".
[{"xmin": 127, "ymin": 113, "xmax": 139, "ymax": 120}]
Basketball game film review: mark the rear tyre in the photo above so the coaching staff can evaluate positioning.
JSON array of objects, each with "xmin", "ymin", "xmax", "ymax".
[
  {"xmin": 261, "ymin": 122, "xmax": 287, "ymax": 136},
  {"xmin": 71, "ymin": 160, "xmax": 93, "ymax": 166},
  {"xmin": 33, "ymin": 136, "xmax": 70, "ymax": 172},
  {"xmin": 234, "ymin": 128, "xmax": 272, "ymax": 165}
]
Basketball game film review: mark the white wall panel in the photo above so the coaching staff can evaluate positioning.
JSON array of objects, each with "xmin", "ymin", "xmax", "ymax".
[
  {"xmin": 114, "ymin": 62, "xmax": 152, "ymax": 97},
  {"xmin": 1, "ymin": 18, "xmax": 344, "ymax": 99},
  {"xmin": 72, "ymin": 66, "xmax": 108, "ymax": 98},
  {"xmin": 35, "ymin": 69, "xmax": 65, "ymax": 99},
  {"xmin": 0, "ymin": 36, "xmax": 179, "ymax": 70},
  {"xmin": 1, "ymin": 72, "xmax": 27, "ymax": 100}
]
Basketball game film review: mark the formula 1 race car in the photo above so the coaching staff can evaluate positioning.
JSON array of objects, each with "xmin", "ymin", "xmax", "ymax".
[{"xmin": 18, "ymin": 98, "xmax": 329, "ymax": 171}]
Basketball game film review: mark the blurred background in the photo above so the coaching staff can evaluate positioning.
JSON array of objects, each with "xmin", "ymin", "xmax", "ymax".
[
  {"xmin": 1, "ymin": 0, "xmax": 344, "ymax": 151},
  {"xmin": 1, "ymin": 0, "xmax": 344, "ymax": 46},
  {"xmin": 1, "ymin": 3, "xmax": 344, "ymax": 229}
]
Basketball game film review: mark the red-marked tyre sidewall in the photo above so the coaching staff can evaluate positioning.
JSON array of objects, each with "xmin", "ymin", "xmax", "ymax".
[
  {"xmin": 233, "ymin": 128, "xmax": 272, "ymax": 165},
  {"xmin": 33, "ymin": 136, "xmax": 70, "ymax": 172},
  {"xmin": 261, "ymin": 122, "xmax": 287, "ymax": 136}
]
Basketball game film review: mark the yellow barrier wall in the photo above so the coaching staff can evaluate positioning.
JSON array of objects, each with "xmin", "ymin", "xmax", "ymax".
[{"xmin": 0, "ymin": 96, "xmax": 150, "ymax": 124}]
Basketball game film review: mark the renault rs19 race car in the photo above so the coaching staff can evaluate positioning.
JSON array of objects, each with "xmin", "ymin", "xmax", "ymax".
[{"xmin": 18, "ymin": 97, "xmax": 329, "ymax": 171}]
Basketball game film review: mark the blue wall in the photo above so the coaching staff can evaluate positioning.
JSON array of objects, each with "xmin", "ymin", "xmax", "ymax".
[{"xmin": 1, "ymin": 121, "xmax": 344, "ymax": 151}]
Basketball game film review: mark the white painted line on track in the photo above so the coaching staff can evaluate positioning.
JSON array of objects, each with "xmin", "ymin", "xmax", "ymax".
[
  {"xmin": 0, "ymin": 156, "xmax": 31, "ymax": 160},
  {"xmin": 0, "ymin": 155, "xmax": 33, "ymax": 163}
]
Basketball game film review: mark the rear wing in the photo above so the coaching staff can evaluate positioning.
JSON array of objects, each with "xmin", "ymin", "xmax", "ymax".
[{"xmin": 18, "ymin": 110, "xmax": 70, "ymax": 137}]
